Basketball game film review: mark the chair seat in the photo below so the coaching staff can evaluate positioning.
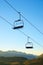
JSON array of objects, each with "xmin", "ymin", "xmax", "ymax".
[{"xmin": 13, "ymin": 25, "xmax": 23, "ymax": 29}]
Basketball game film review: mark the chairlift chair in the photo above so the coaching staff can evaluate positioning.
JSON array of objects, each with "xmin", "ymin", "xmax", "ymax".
[
  {"xmin": 13, "ymin": 19, "xmax": 24, "ymax": 29},
  {"xmin": 25, "ymin": 42, "xmax": 33, "ymax": 49},
  {"xmin": 25, "ymin": 37, "xmax": 33, "ymax": 49},
  {"xmin": 13, "ymin": 12, "xmax": 24, "ymax": 29}
]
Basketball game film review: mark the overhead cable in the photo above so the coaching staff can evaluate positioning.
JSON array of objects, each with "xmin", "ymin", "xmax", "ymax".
[
  {"xmin": 0, "ymin": 16, "xmax": 43, "ymax": 48},
  {"xmin": 0, "ymin": 16, "xmax": 12, "ymax": 26},
  {"xmin": 4, "ymin": 0, "xmax": 43, "ymax": 35}
]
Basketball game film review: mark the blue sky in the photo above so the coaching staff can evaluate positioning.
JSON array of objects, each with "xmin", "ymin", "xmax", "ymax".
[{"xmin": 0, "ymin": 0, "xmax": 43, "ymax": 55}]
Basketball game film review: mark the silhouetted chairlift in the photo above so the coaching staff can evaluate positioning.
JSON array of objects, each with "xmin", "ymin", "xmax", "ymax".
[
  {"xmin": 25, "ymin": 37, "xmax": 33, "ymax": 49},
  {"xmin": 13, "ymin": 12, "xmax": 24, "ymax": 29}
]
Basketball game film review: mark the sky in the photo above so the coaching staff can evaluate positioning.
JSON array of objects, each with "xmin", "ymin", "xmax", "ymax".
[{"xmin": 0, "ymin": 0, "xmax": 43, "ymax": 55}]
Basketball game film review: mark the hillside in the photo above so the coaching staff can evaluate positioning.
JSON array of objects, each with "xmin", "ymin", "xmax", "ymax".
[
  {"xmin": 0, "ymin": 54, "xmax": 43, "ymax": 65},
  {"xmin": 0, "ymin": 56, "xmax": 27, "ymax": 65}
]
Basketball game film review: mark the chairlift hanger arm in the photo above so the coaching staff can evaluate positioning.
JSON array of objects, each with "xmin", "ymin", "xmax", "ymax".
[{"xmin": 18, "ymin": 12, "xmax": 21, "ymax": 20}]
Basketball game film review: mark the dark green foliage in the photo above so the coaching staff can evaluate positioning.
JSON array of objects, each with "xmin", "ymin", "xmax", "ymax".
[{"xmin": 0, "ymin": 55, "xmax": 43, "ymax": 65}]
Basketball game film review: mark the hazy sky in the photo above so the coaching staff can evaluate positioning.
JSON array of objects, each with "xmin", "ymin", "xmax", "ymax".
[{"xmin": 0, "ymin": 0, "xmax": 43, "ymax": 55}]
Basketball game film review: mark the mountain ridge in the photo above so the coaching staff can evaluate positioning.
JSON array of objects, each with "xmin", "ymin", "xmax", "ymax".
[{"xmin": 0, "ymin": 50, "xmax": 37, "ymax": 59}]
